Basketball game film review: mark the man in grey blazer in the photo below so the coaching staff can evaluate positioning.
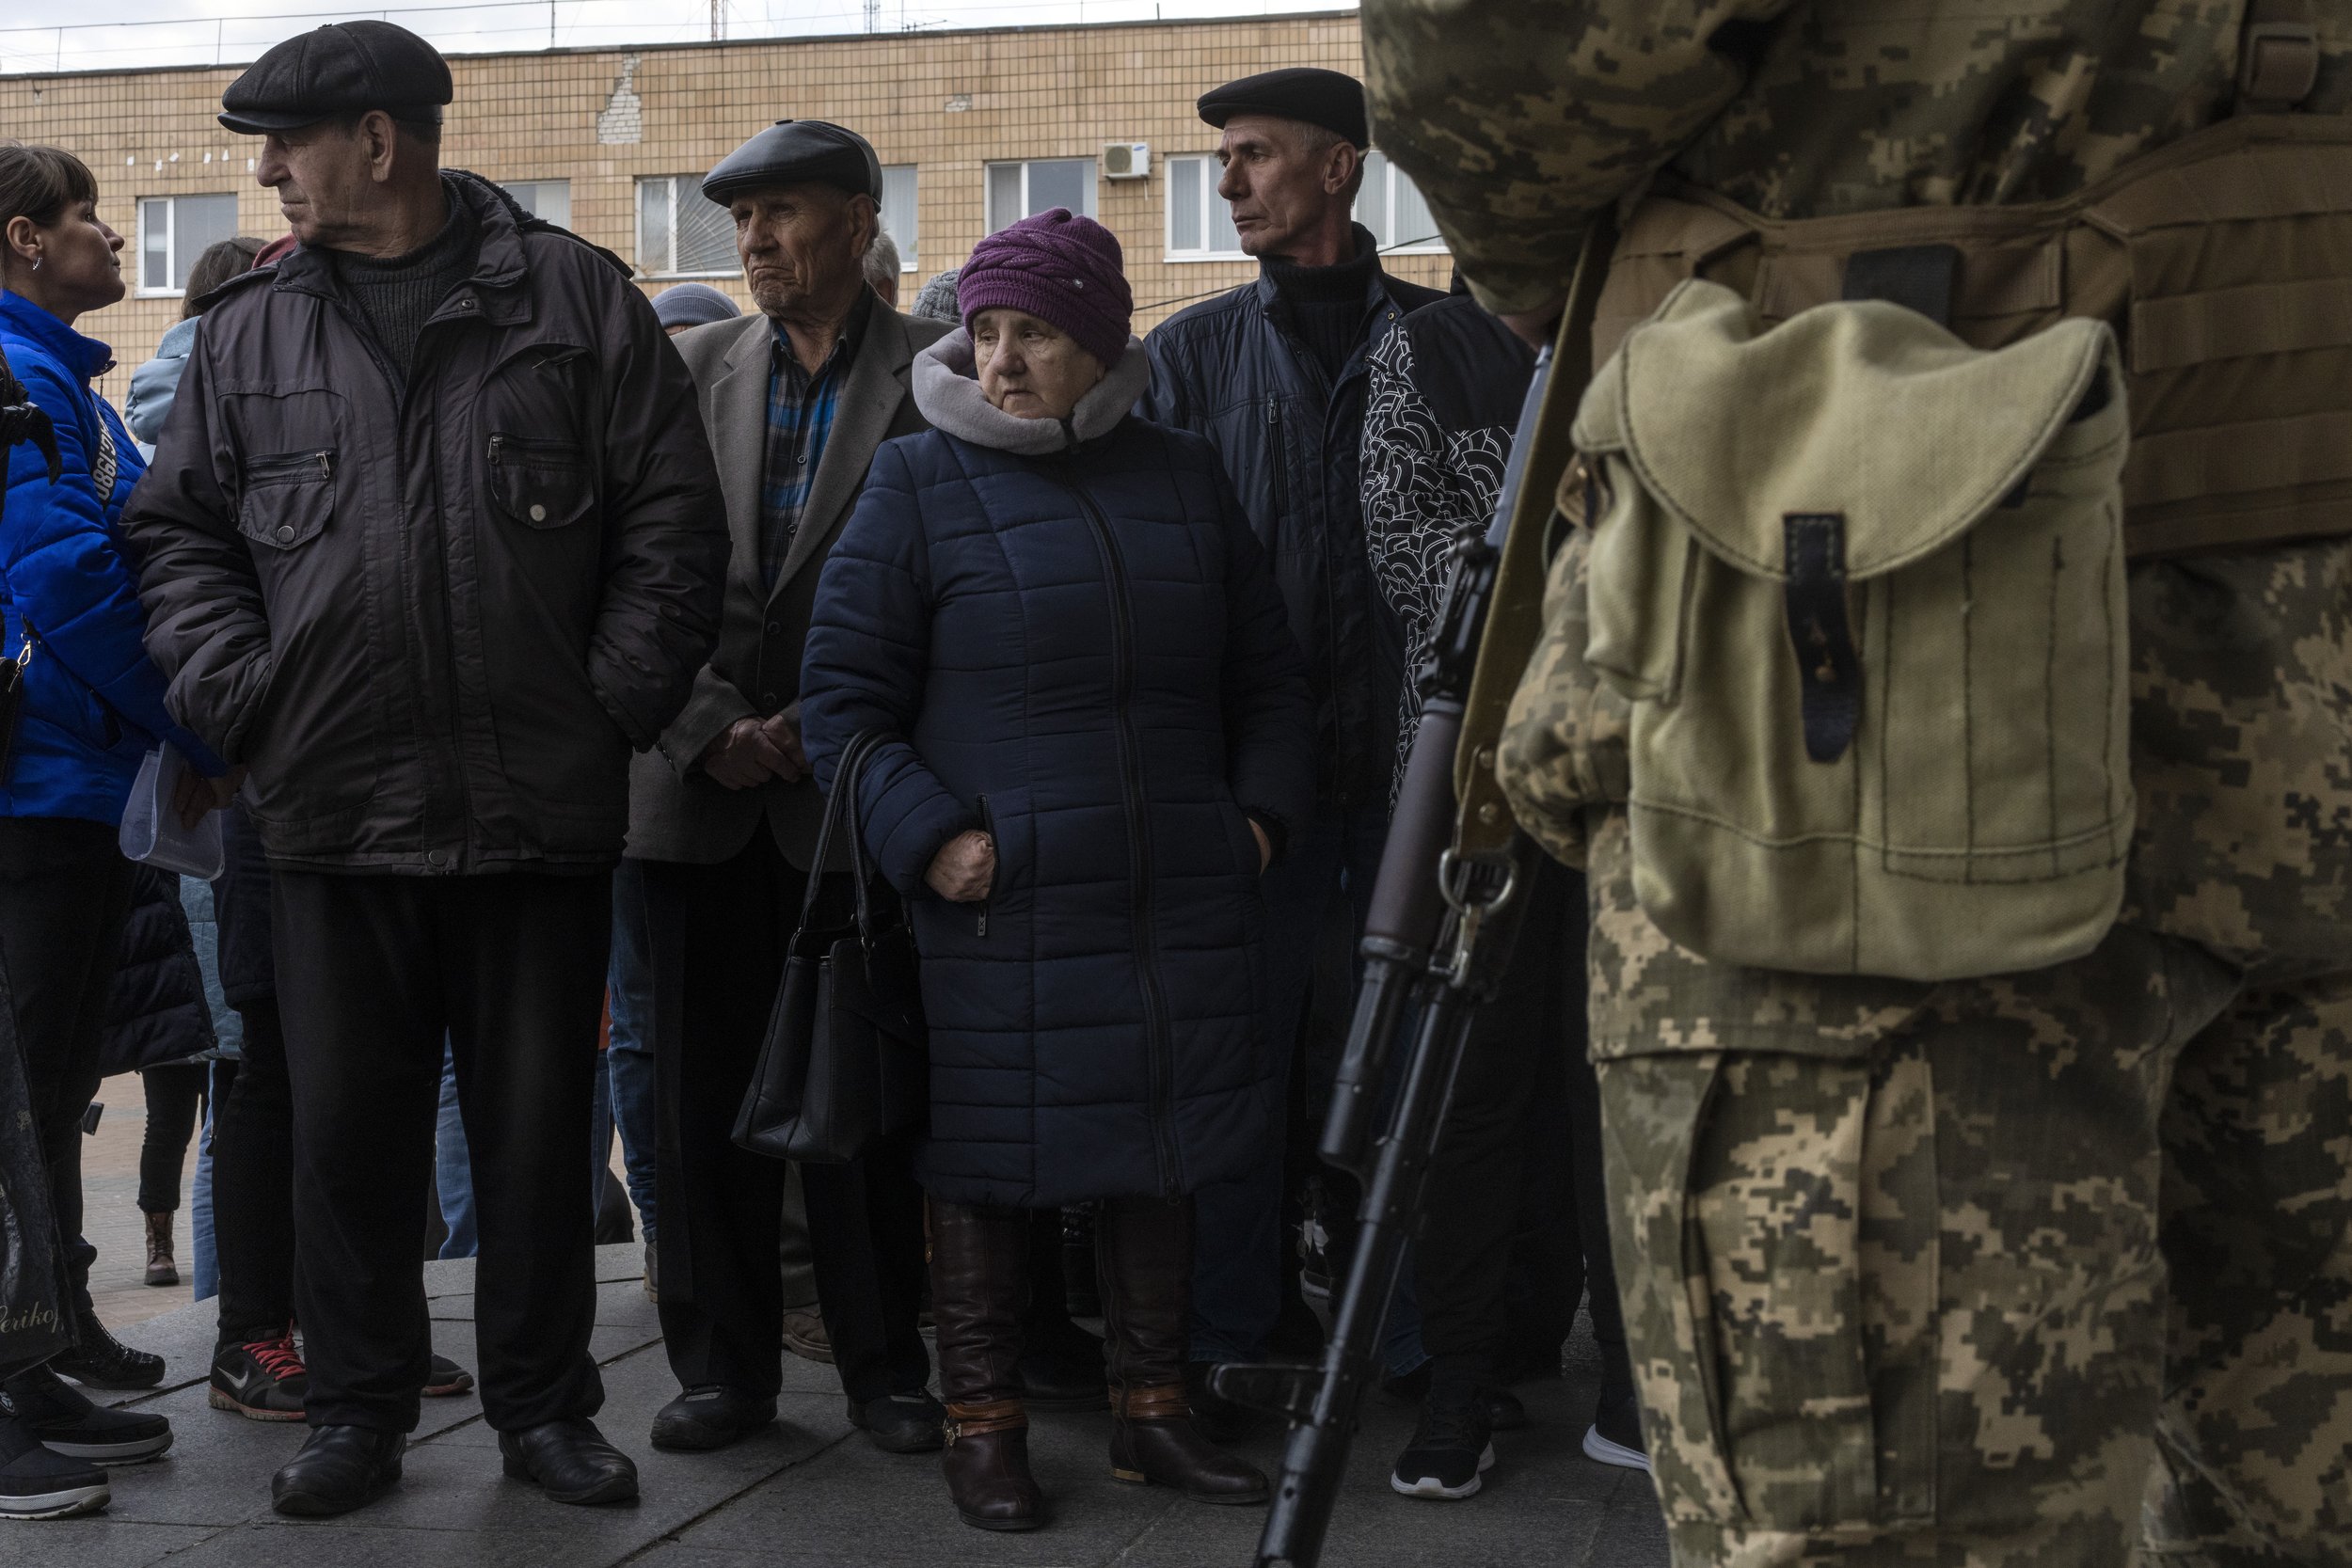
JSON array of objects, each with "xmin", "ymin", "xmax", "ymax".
[{"xmin": 625, "ymin": 119, "xmax": 946, "ymax": 1457}]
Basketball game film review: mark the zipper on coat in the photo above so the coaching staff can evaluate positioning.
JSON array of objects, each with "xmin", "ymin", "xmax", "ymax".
[
  {"xmin": 1265, "ymin": 400, "xmax": 1288, "ymax": 516},
  {"xmin": 975, "ymin": 792, "xmax": 994, "ymax": 939},
  {"xmin": 1060, "ymin": 478, "xmax": 1182, "ymax": 1197}
]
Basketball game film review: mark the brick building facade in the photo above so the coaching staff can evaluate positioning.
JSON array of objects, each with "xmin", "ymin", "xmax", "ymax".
[{"xmin": 0, "ymin": 10, "xmax": 1450, "ymax": 405}]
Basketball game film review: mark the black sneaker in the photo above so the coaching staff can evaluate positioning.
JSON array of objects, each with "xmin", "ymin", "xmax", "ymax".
[
  {"xmin": 47, "ymin": 1307, "xmax": 165, "ymax": 1391},
  {"xmin": 421, "ymin": 1353, "xmax": 473, "ymax": 1398},
  {"xmin": 0, "ymin": 1366, "xmax": 173, "ymax": 1465},
  {"xmin": 210, "ymin": 1334, "xmax": 310, "ymax": 1421},
  {"xmin": 0, "ymin": 1409, "xmax": 108, "ymax": 1519},
  {"xmin": 1390, "ymin": 1357, "xmax": 1496, "ymax": 1501},
  {"xmin": 1581, "ymin": 1392, "xmax": 1650, "ymax": 1472}
]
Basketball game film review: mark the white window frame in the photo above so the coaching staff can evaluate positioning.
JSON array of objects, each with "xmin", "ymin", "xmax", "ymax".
[
  {"xmin": 1357, "ymin": 151, "xmax": 1448, "ymax": 256},
  {"xmin": 984, "ymin": 158, "xmax": 1098, "ymax": 234},
  {"xmin": 635, "ymin": 174, "xmax": 738, "ymax": 279},
  {"xmin": 135, "ymin": 193, "xmax": 240, "ymax": 297},
  {"xmin": 1163, "ymin": 153, "xmax": 1247, "ymax": 263},
  {"xmin": 881, "ymin": 165, "xmax": 918, "ymax": 273},
  {"xmin": 501, "ymin": 179, "xmax": 572, "ymax": 230}
]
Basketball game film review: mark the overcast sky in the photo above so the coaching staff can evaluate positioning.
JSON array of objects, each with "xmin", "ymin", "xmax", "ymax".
[{"xmin": 1, "ymin": 0, "xmax": 1349, "ymax": 75}]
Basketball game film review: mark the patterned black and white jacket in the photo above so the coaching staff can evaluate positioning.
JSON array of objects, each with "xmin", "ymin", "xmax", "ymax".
[{"xmin": 1360, "ymin": 293, "xmax": 1539, "ymax": 801}]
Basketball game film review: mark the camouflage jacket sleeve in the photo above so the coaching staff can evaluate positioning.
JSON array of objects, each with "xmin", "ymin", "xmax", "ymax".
[
  {"xmin": 1362, "ymin": 0, "xmax": 1801, "ymax": 316},
  {"xmin": 1496, "ymin": 523, "xmax": 1629, "ymax": 870}
]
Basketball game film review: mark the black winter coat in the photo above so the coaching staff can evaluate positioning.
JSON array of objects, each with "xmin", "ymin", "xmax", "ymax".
[
  {"xmin": 1141, "ymin": 232, "xmax": 1442, "ymax": 814},
  {"xmin": 123, "ymin": 175, "xmax": 727, "ymax": 872},
  {"xmin": 801, "ymin": 410, "xmax": 1314, "ymax": 1210},
  {"xmin": 98, "ymin": 865, "xmax": 216, "ymax": 1079}
]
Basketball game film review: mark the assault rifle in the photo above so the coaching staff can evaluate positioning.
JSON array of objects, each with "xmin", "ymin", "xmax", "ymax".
[{"xmin": 1213, "ymin": 218, "xmax": 1614, "ymax": 1568}]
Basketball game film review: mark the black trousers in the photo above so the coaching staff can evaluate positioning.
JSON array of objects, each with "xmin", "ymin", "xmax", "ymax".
[
  {"xmin": 138, "ymin": 1061, "xmax": 211, "ymax": 1214},
  {"xmin": 642, "ymin": 835, "xmax": 930, "ymax": 1405},
  {"xmin": 212, "ymin": 997, "xmax": 297, "ymax": 1348},
  {"xmin": 1416, "ymin": 861, "xmax": 1629, "ymax": 1401},
  {"xmin": 274, "ymin": 869, "xmax": 611, "ymax": 1433},
  {"xmin": 0, "ymin": 817, "xmax": 135, "ymax": 1312}
]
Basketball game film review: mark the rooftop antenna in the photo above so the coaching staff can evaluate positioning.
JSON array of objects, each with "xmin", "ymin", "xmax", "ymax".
[
  {"xmin": 865, "ymin": 0, "xmax": 881, "ymax": 31},
  {"xmin": 712, "ymin": 0, "xmax": 725, "ymax": 41}
]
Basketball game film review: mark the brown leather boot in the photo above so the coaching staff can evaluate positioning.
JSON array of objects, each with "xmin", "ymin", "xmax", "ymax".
[
  {"xmin": 143, "ymin": 1211, "xmax": 178, "ymax": 1288},
  {"xmin": 929, "ymin": 1200, "xmax": 1042, "ymax": 1531},
  {"xmin": 1097, "ymin": 1196, "xmax": 1269, "ymax": 1505}
]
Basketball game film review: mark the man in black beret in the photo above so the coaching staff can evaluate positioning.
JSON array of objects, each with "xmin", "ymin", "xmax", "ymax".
[
  {"xmin": 623, "ymin": 117, "xmax": 971, "ymax": 1463},
  {"xmin": 1140, "ymin": 65, "xmax": 1444, "ymax": 1437},
  {"xmin": 125, "ymin": 18, "xmax": 727, "ymax": 1521}
]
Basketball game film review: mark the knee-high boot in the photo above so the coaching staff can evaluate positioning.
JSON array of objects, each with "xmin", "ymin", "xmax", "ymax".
[
  {"xmin": 928, "ymin": 1200, "xmax": 1043, "ymax": 1531},
  {"xmin": 1097, "ymin": 1195, "xmax": 1269, "ymax": 1504}
]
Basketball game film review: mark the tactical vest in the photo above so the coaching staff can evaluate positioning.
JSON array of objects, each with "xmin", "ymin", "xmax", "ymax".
[{"xmin": 1585, "ymin": 11, "xmax": 2344, "ymax": 559}]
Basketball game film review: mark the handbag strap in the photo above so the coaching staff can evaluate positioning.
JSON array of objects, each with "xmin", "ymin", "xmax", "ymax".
[{"xmin": 793, "ymin": 726, "xmax": 885, "ymax": 930}]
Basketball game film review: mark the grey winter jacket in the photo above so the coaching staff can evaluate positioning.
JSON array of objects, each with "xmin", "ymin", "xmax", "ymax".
[
  {"xmin": 124, "ymin": 317, "xmax": 199, "ymax": 451},
  {"xmin": 124, "ymin": 176, "xmax": 728, "ymax": 873}
]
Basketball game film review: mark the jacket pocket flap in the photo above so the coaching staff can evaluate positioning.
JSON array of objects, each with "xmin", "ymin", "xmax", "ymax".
[
  {"xmin": 236, "ymin": 449, "xmax": 335, "ymax": 549},
  {"xmin": 1584, "ymin": 279, "xmax": 2122, "ymax": 582},
  {"xmin": 486, "ymin": 434, "xmax": 593, "ymax": 529}
]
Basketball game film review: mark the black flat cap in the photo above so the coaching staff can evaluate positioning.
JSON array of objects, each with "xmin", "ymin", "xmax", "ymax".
[
  {"xmin": 1198, "ymin": 67, "xmax": 1368, "ymax": 148},
  {"xmin": 219, "ymin": 21, "xmax": 452, "ymax": 135},
  {"xmin": 703, "ymin": 120, "xmax": 882, "ymax": 205}
]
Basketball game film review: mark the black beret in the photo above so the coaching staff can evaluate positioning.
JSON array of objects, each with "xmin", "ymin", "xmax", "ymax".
[
  {"xmin": 218, "ymin": 22, "xmax": 452, "ymax": 135},
  {"xmin": 703, "ymin": 120, "xmax": 882, "ymax": 205},
  {"xmin": 1197, "ymin": 67, "xmax": 1368, "ymax": 148}
]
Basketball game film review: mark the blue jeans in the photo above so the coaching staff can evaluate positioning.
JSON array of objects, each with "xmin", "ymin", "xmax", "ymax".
[
  {"xmin": 435, "ymin": 1040, "xmax": 477, "ymax": 1260},
  {"xmin": 605, "ymin": 860, "xmax": 659, "ymax": 1243},
  {"xmin": 1189, "ymin": 806, "xmax": 1401, "ymax": 1369}
]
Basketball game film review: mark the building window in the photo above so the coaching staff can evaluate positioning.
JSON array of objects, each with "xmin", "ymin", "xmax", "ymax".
[
  {"xmin": 984, "ymin": 158, "xmax": 1096, "ymax": 234},
  {"xmin": 501, "ymin": 179, "xmax": 571, "ymax": 230},
  {"xmin": 880, "ymin": 165, "xmax": 917, "ymax": 272},
  {"xmin": 636, "ymin": 175, "xmax": 737, "ymax": 277},
  {"xmin": 1164, "ymin": 154, "xmax": 1245, "ymax": 261},
  {"xmin": 136, "ymin": 193, "xmax": 239, "ymax": 293},
  {"xmin": 1357, "ymin": 151, "xmax": 1446, "ymax": 254}
]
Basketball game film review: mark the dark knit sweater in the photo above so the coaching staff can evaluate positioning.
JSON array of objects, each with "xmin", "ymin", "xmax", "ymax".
[
  {"xmin": 333, "ymin": 182, "xmax": 479, "ymax": 384},
  {"xmin": 1263, "ymin": 224, "xmax": 1381, "ymax": 382}
]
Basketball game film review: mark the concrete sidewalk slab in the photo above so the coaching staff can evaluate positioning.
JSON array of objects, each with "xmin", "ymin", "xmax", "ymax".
[{"xmin": 8, "ymin": 1245, "xmax": 1668, "ymax": 1568}]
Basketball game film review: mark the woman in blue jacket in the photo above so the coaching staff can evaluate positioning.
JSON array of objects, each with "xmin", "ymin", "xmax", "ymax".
[
  {"xmin": 0, "ymin": 145, "xmax": 225, "ymax": 1509},
  {"xmin": 802, "ymin": 212, "xmax": 1313, "ymax": 1533}
]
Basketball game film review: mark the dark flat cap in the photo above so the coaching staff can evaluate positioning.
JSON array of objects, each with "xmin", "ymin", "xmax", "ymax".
[
  {"xmin": 219, "ymin": 22, "xmax": 452, "ymax": 135},
  {"xmin": 704, "ymin": 120, "xmax": 882, "ymax": 205},
  {"xmin": 1198, "ymin": 67, "xmax": 1368, "ymax": 147}
]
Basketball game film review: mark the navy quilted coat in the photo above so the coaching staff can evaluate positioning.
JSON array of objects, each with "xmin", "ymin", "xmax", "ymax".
[{"xmin": 800, "ymin": 414, "xmax": 1313, "ymax": 1210}]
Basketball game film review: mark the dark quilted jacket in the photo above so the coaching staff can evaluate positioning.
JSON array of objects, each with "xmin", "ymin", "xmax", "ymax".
[
  {"xmin": 800, "ymin": 417, "xmax": 1314, "ymax": 1210},
  {"xmin": 98, "ymin": 865, "xmax": 216, "ymax": 1079},
  {"xmin": 1141, "ymin": 233, "xmax": 1442, "ymax": 813}
]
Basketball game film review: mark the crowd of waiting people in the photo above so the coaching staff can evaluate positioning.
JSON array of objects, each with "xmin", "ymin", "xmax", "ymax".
[{"xmin": 0, "ymin": 19, "xmax": 1636, "ymax": 1531}]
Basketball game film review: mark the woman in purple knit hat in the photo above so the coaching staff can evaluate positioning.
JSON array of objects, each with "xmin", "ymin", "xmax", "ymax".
[{"xmin": 799, "ymin": 210, "xmax": 1313, "ymax": 1533}]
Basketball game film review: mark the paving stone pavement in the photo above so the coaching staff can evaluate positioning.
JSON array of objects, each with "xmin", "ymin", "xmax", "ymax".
[{"xmin": 15, "ymin": 1243, "xmax": 1671, "ymax": 1567}]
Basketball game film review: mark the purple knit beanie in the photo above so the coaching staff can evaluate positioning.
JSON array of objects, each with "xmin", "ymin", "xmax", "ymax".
[{"xmin": 959, "ymin": 209, "xmax": 1134, "ymax": 372}]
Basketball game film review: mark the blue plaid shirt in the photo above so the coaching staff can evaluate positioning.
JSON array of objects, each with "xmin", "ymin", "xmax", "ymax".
[{"xmin": 759, "ymin": 293, "xmax": 869, "ymax": 588}]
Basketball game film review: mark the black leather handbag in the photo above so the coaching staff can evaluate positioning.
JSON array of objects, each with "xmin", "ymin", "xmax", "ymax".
[{"xmin": 731, "ymin": 727, "xmax": 930, "ymax": 1164}]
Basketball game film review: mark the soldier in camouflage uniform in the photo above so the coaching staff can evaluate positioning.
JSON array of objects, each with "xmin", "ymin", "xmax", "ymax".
[{"xmin": 1363, "ymin": 5, "xmax": 2352, "ymax": 1566}]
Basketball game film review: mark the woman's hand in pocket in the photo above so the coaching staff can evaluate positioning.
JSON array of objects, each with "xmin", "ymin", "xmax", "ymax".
[
  {"xmin": 926, "ymin": 829, "xmax": 996, "ymax": 902},
  {"xmin": 1249, "ymin": 817, "xmax": 1271, "ymax": 873}
]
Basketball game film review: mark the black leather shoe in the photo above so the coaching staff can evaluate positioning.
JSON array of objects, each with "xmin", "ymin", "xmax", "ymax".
[
  {"xmin": 271, "ymin": 1425, "xmax": 404, "ymax": 1517},
  {"xmin": 48, "ymin": 1307, "xmax": 165, "ymax": 1392},
  {"xmin": 498, "ymin": 1418, "xmax": 638, "ymax": 1505},
  {"xmin": 649, "ymin": 1386, "xmax": 775, "ymax": 1452},
  {"xmin": 848, "ymin": 1390, "xmax": 945, "ymax": 1454}
]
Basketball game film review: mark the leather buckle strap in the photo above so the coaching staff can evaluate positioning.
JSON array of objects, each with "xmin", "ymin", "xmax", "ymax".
[
  {"xmin": 1111, "ymin": 1384, "xmax": 1190, "ymax": 1422},
  {"xmin": 943, "ymin": 1399, "xmax": 1026, "ymax": 1444},
  {"xmin": 2240, "ymin": 0, "xmax": 2320, "ymax": 113}
]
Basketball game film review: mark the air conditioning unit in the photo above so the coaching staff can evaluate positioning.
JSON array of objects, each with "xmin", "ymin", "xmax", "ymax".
[{"xmin": 1103, "ymin": 142, "xmax": 1151, "ymax": 180}]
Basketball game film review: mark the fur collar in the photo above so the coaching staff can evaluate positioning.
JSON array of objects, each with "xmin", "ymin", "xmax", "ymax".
[{"xmin": 912, "ymin": 328, "xmax": 1150, "ymax": 454}]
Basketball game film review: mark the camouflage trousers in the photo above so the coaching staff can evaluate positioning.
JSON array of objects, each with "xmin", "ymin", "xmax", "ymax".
[{"xmin": 1581, "ymin": 543, "xmax": 2352, "ymax": 1567}]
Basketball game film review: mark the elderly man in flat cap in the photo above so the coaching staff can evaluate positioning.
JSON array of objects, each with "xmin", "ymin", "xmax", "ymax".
[
  {"xmin": 123, "ymin": 20, "xmax": 726, "ymax": 1518},
  {"xmin": 1140, "ymin": 65, "xmax": 1444, "ymax": 1433},
  {"xmin": 620, "ymin": 118, "xmax": 948, "ymax": 1460}
]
